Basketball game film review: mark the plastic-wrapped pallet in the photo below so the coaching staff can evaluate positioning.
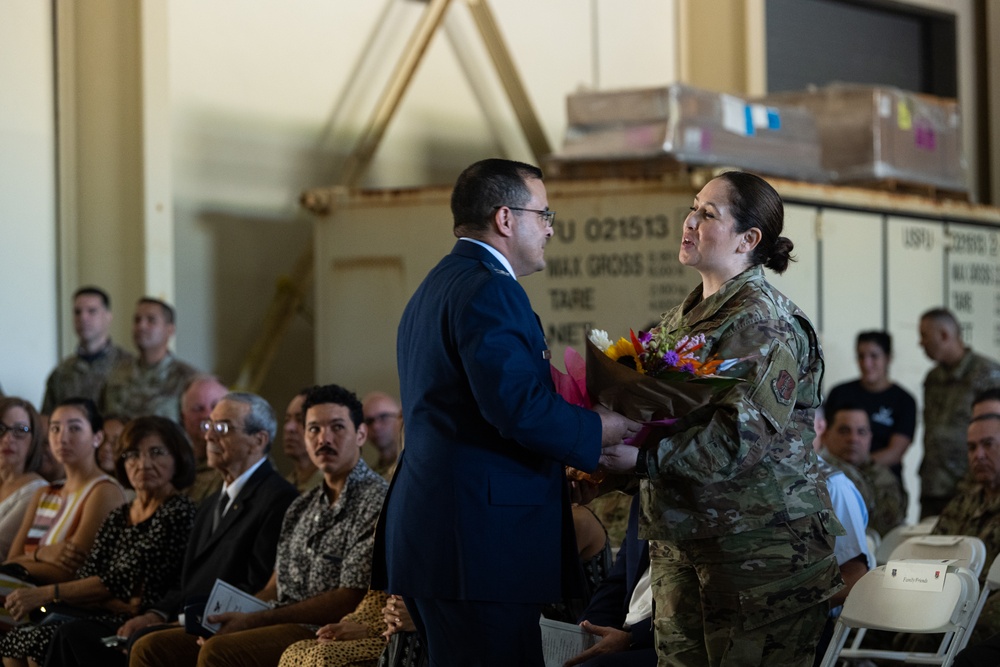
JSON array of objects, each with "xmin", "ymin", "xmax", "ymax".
[
  {"xmin": 761, "ymin": 84, "xmax": 967, "ymax": 194},
  {"xmin": 552, "ymin": 83, "xmax": 826, "ymax": 182}
]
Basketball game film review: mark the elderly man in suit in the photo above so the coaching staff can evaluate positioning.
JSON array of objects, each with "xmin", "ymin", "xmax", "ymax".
[
  {"xmin": 372, "ymin": 158, "xmax": 639, "ymax": 667},
  {"xmin": 45, "ymin": 392, "xmax": 298, "ymax": 666}
]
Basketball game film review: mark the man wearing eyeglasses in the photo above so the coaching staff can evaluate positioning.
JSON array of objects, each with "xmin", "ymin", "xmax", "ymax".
[
  {"xmin": 372, "ymin": 158, "xmax": 640, "ymax": 667},
  {"xmin": 361, "ymin": 391, "xmax": 401, "ymax": 478},
  {"xmin": 51, "ymin": 392, "xmax": 299, "ymax": 666}
]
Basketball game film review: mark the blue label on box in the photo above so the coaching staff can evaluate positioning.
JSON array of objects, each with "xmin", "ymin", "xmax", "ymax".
[{"xmin": 767, "ymin": 109, "xmax": 781, "ymax": 130}]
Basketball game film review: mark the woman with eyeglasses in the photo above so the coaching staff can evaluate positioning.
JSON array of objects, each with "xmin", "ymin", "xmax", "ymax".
[
  {"xmin": 1, "ymin": 398, "xmax": 125, "ymax": 587},
  {"xmin": 0, "ymin": 398, "xmax": 48, "ymax": 559},
  {"xmin": 1, "ymin": 416, "xmax": 196, "ymax": 667}
]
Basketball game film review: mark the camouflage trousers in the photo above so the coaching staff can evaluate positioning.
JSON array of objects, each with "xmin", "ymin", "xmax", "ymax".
[{"xmin": 649, "ymin": 511, "xmax": 843, "ymax": 666}]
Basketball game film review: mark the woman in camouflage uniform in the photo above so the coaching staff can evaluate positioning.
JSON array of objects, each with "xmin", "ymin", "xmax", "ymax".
[{"xmin": 608, "ymin": 172, "xmax": 844, "ymax": 666}]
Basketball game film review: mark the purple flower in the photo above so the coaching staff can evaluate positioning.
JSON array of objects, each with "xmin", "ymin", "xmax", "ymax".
[
  {"xmin": 663, "ymin": 350, "xmax": 680, "ymax": 366},
  {"xmin": 638, "ymin": 330, "xmax": 653, "ymax": 344},
  {"xmin": 681, "ymin": 362, "xmax": 695, "ymax": 374}
]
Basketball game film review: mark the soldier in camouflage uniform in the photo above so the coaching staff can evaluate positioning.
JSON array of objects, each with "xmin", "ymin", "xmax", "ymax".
[
  {"xmin": 900, "ymin": 405, "xmax": 1000, "ymax": 662},
  {"xmin": 919, "ymin": 308, "xmax": 1000, "ymax": 517},
  {"xmin": 820, "ymin": 405, "xmax": 906, "ymax": 537},
  {"xmin": 41, "ymin": 287, "xmax": 132, "ymax": 414},
  {"xmin": 101, "ymin": 297, "xmax": 199, "ymax": 422},
  {"xmin": 932, "ymin": 411, "xmax": 1000, "ymax": 645},
  {"xmin": 602, "ymin": 173, "xmax": 843, "ymax": 666}
]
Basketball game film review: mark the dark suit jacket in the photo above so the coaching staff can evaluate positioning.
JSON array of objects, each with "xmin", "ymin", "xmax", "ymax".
[
  {"xmin": 372, "ymin": 240, "xmax": 602, "ymax": 604},
  {"xmin": 151, "ymin": 460, "xmax": 298, "ymax": 617},
  {"xmin": 582, "ymin": 495, "xmax": 653, "ymax": 649}
]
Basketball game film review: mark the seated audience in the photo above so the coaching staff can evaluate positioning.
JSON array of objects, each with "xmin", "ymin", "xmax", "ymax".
[
  {"xmin": 282, "ymin": 389, "xmax": 322, "ymax": 492},
  {"xmin": 824, "ymin": 330, "xmax": 917, "ymax": 479},
  {"xmin": 0, "ymin": 416, "xmax": 196, "ymax": 666},
  {"xmin": 178, "ymin": 376, "xmax": 228, "ymax": 505},
  {"xmin": 128, "ymin": 384, "xmax": 388, "ymax": 667},
  {"xmin": 45, "ymin": 391, "xmax": 297, "ymax": 667},
  {"xmin": 0, "ymin": 398, "xmax": 47, "ymax": 558},
  {"xmin": 931, "ymin": 396, "xmax": 1000, "ymax": 646},
  {"xmin": 820, "ymin": 404, "xmax": 906, "ymax": 536},
  {"xmin": 3, "ymin": 398, "xmax": 125, "ymax": 585}
]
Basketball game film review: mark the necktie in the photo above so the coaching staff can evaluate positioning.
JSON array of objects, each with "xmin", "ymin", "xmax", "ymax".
[{"xmin": 213, "ymin": 491, "xmax": 229, "ymax": 532}]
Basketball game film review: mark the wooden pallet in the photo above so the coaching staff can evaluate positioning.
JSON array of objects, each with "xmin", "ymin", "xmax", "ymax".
[
  {"xmin": 542, "ymin": 155, "xmax": 723, "ymax": 187},
  {"xmin": 836, "ymin": 178, "xmax": 970, "ymax": 202}
]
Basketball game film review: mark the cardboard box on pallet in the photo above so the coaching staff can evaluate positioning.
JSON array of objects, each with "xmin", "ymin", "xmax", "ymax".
[
  {"xmin": 761, "ymin": 84, "xmax": 967, "ymax": 194},
  {"xmin": 553, "ymin": 83, "xmax": 825, "ymax": 182}
]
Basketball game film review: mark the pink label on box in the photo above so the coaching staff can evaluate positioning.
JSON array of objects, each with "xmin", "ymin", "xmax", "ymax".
[
  {"xmin": 701, "ymin": 130, "xmax": 712, "ymax": 152},
  {"xmin": 914, "ymin": 124, "xmax": 936, "ymax": 151},
  {"xmin": 625, "ymin": 125, "xmax": 660, "ymax": 149}
]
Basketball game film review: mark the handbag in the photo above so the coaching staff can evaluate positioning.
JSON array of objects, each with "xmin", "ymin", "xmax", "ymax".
[{"xmin": 377, "ymin": 631, "xmax": 428, "ymax": 667}]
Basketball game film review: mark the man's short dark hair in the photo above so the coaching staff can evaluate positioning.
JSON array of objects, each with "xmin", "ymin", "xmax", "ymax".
[
  {"xmin": 450, "ymin": 158, "xmax": 543, "ymax": 235},
  {"xmin": 138, "ymin": 297, "xmax": 176, "ymax": 324},
  {"xmin": 827, "ymin": 403, "xmax": 870, "ymax": 428},
  {"xmin": 856, "ymin": 330, "xmax": 892, "ymax": 356},
  {"xmin": 74, "ymin": 286, "xmax": 110, "ymax": 309},
  {"xmin": 920, "ymin": 307, "xmax": 959, "ymax": 332},
  {"xmin": 302, "ymin": 384, "xmax": 364, "ymax": 429},
  {"xmin": 973, "ymin": 388, "xmax": 1000, "ymax": 410}
]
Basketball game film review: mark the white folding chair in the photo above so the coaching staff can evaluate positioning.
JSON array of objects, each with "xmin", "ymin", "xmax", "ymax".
[
  {"xmin": 876, "ymin": 522, "xmax": 935, "ymax": 566},
  {"xmin": 889, "ymin": 535, "xmax": 987, "ymax": 579},
  {"xmin": 819, "ymin": 564, "xmax": 980, "ymax": 667}
]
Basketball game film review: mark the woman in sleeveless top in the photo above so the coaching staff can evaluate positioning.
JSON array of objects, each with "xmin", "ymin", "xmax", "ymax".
[
  {"xmin": 0, "ymin": 398, "xmax": 48, "ymax": 559},
  {"xmin": 3, "ymin": 398, "xmax": 125, "ymax": 585}
]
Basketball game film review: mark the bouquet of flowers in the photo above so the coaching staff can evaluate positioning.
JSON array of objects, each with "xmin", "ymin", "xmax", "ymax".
[{"xmin": 552, "ymin": 327, "xmax": 743, "ymax": 445}]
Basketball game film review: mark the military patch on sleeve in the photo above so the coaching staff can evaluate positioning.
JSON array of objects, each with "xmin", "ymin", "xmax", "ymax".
[
  {"xmin": 772, "ymin": 370, "xmax": 795, "ymax": 405},
  {"xmin": 746, "ymin": 340, "xmax": 798, "ymax": 434}
]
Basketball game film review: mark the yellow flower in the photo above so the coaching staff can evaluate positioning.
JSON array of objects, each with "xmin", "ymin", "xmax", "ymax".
[{"xmin": 605, "ymin": 338, "xmax": 644, "ymax": 374}]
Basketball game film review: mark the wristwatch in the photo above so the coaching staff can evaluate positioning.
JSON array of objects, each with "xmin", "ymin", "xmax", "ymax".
[{"xmin": 634, "ymin": 450, "xmax": 650, "ymax": 479}]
